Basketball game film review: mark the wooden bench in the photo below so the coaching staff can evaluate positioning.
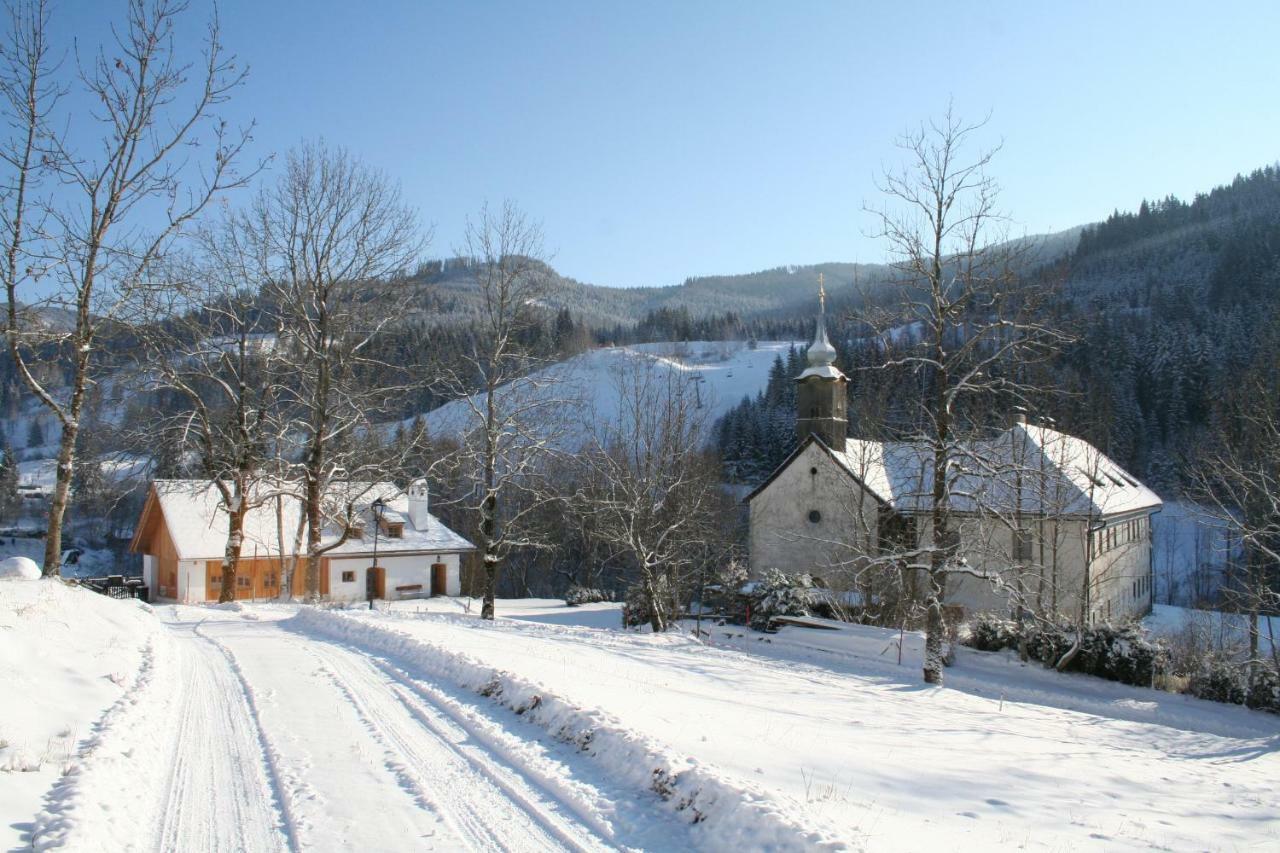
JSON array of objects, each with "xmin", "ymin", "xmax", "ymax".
[{"xmin": 394, "ymin": 583, "xmax": 431, "ymax": 601}]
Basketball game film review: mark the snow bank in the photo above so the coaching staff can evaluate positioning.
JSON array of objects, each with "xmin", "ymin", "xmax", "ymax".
[
  {"xmin": 0, "ymin": 555, "xmax": 40, "ymax": 579},
  {"xmin": 0, "ymin": 580, "xmax": 164, "ymax": 850},
  {"xmin": 293, "ymin": 606, "xmax": 842, "ymax": 851}
]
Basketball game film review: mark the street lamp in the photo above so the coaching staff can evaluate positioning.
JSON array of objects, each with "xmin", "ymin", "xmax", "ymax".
[{"xmin": 369, "ymin": 497, "xmax": 387, "ymax": 609}]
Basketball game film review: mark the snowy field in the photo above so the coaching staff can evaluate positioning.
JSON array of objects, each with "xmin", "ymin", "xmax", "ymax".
[
  {"xmin": 4, "ymin": 582, "xmax": 1277, "ymax": 851},
  {"xmin": 421, "ymin": 341, "xmax": 798, "ymax": 447},
  {"xmin": 1146, "ymin": 603, "xmax": 1279, "ymax": 658}
]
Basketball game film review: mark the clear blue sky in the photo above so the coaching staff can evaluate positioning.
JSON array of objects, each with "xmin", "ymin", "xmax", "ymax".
[{"xmin": 54, "ymin": 0, "xmax": 1280, "ymax": 288}]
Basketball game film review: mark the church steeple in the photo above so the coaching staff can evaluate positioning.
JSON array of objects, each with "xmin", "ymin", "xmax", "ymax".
[{"xmin": 796, "ymin": 273, "xmax": 847, "ymax": 450}]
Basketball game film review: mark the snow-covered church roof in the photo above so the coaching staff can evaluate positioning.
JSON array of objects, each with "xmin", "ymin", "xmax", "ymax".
[
  {"xmin": 133, "ymin": 479, "xmax": 475, "ymax": 561},
  {"xmin": 817, "ymin": 421, "xmax": 1161, "ymax": 519}
]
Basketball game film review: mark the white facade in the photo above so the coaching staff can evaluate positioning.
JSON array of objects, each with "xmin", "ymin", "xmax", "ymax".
[
  {"xmin": 748, "ymin": 438, "xmax": 1158, "ymax": 623},
  {"xmin": 326, "ymin": 553, "xmax": 462, "ymax": 603}
]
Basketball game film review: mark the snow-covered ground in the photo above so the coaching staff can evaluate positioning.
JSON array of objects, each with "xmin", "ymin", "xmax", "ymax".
[
  {"xmin": 421, "ymin": 341, "xmax": 798, "ymax": 447},
  {"xmin": 6, "ymin": 587, "xmax": 1277, "ymax": 851},
  {"xmin": 309, "ymin": 599, "xmax": 1280, "ymax": 851},
  {"xmin": 1146, "ymin": 603, "xmax": 1279, "ymax": 659},
  {"xmin": 0, "ymin": 577, "xmax": 162, "ymax": 849}
]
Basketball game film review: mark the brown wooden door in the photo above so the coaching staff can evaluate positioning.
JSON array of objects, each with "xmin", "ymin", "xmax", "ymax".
[
  {"xmin": 367, "ymin": 566, "xmax": 386, "ymax": 600},
  {"xmin": 431, "ymin": 562, "xmax": 447, "ymax": 596}
]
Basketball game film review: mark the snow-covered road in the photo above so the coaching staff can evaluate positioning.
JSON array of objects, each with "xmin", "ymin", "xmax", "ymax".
[
  {"xmin": 145, "ymin": 608, "xmax": 685, "ymax": 852},
  {"xmin": 154, "ymin": 618, "xmax": 288, "ymax": 852}
]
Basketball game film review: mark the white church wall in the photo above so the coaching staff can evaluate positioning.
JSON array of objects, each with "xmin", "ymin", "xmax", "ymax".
[{"xmin": 749, "ymin": 443, "xmax": 880, "ymax": 585}]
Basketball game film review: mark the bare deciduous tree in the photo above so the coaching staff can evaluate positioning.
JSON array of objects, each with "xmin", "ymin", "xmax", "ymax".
[
  {"xmin": 434, "ymin": 201, "xmax": 567, "ymax": 620},
  {"xmin": 1191, "ymin": 380, "xmax": 1280, "ymax": 693},
  {"xmin": 577, "ymin": 355, "xmax": 722, "ymax": 632},
  {"xmin": 136, "ymin": 218, "xmax": 288, "ymax": 603},
  {"xmin": 0, "ymin": 0, "xmax": 254, "ymax": 575},
  {"xmin": 860, "ymin": 106, "xmax": 1069, "ymax": 683},
  {"xmin": 248, "ymin": 141, "xmax": 425, "ymax": 601}
]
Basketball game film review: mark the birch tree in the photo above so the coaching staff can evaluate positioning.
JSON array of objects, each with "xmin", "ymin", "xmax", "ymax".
[
  {"xmin": 0, "ymin": 0, "xmax": 254, "ymax": 575},
  {"xmin": 860, "ymin": 106, "xmax": 1068, "ymax": 684}
]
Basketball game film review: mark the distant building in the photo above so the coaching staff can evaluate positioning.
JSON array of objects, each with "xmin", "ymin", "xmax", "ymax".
[
  {"xmin": 130, "ymin": 478, "xmax": 474, "ymax": 604},
  {"xmin": 746, "ymin": 291, "xmax": 1161, "ymax": 623}
]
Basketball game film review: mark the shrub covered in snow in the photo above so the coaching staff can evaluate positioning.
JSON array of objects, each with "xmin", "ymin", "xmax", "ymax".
[
  {"xmin": 965, "ymin": 615, "xmax": 1019, "ymax": 652},
  {"xmin": 1187, "ymin": 657, "xmax": 1247, "ymax": 705},
  {"xmin": 563, "ymin": 585, "xmax": 611, "ymax": 607},
  {"xmin": 963, "ymin": 615, "xmax": 1166, "ymax": 688},
  {"xmin": 1186, "ymin": 657, "xmax": 1280, "ymax": 713},
  {"xmin": 744, "ymin": 569, "xmax": 847, "ymax": 632}
]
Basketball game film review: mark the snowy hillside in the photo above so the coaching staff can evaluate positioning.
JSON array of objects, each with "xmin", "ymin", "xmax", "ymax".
[{"xmin": 422, "ymin": 341, "xmax": 799, "ymax": 446}]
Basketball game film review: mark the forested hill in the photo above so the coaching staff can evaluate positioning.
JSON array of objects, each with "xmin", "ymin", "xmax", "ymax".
[
  {"xmin": 717, "ymin": 164, "xmax": 1280, "ymax": 495},
  {"xmin": 401, "ymin": 258, "xmax": 899, "ymax": 329}
]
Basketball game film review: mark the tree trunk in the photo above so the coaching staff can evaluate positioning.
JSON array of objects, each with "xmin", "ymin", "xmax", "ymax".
[
  {"xmin": 41, "ymin": 419, "xmax": 78, "ymax": 577},
  {"xmin": 305, "ymin": 475, "xmax": 322, "ymax": 602},
  {"xmin": 219, "ymin": 500, "xmax": 247, "ymax": 603},
  {"xmin": 480, "ymin": 491, "xmax": 497, "ymax": 620},
  {"xmin": 922, "ymin": 568, "xmax": 946, "ymax": 683},
  {"xmin": 645, "ymin": 573, "xmax": 666, "ymax": 633}
]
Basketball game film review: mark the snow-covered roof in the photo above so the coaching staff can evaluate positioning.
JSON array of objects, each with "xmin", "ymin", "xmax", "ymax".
[
  {"xmin": 138, "ymin": 479, "xmax": 474, "ymax": 560},
  {"xmin": 825, "ymin": 422, "xmax": 1162, "ymax": 519}
]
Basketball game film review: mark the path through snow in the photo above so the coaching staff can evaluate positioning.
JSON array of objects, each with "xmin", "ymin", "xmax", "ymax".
[{"xmin": 138, "ymin": 607, "xmax": 691, "ymax": 852}]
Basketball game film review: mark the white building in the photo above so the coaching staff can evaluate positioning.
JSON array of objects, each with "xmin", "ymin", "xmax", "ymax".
[
  {"xmin": 747, "ymin": 294, "xmax": 1162, "ymax": 623},
  {"xmin": 130, "ymin": 478, "xmax": 474, "ymax": 604}
]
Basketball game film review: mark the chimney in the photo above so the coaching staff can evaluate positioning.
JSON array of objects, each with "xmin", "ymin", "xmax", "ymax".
[
  {"xmin": 1008, "ymin": 410, "xmax": 1027, "ymax": 429},
  {"xmin": 407, "ymin": 478, "xmax": 430, "ymax": 530}
]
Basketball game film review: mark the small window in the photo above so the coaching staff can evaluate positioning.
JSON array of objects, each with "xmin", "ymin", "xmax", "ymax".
[
  {"xmin": 237, "ymin": 576, "xmax": 250, "ymax": 588},
  {"xmin": 808, "ymin": 510, "xmax": 822, "ymax": 524},
  {"xmin": 341, "ymin": 571, "xmax": 356, "ymax": 583}
]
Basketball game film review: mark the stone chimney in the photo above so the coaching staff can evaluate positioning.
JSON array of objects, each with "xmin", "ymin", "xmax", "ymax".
[{"xmin": 407, "ymin": 478, "xmax": 430, "ymax": 530}]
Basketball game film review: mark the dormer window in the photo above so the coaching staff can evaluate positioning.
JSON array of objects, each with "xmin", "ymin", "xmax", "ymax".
[{"xmin": 379, "ymin": 517, "xmax": 405, "ymax": 539}]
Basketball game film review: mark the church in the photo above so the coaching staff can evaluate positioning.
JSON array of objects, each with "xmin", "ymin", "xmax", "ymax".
[{"xmin": 745, "ymin": 288, "xmax": 1162, "ymax": 624}]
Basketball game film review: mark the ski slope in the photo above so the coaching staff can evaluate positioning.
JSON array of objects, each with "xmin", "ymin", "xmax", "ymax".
[{"xmin": 421, "ymin": 341, "xmax": 798, "ymax": 447}]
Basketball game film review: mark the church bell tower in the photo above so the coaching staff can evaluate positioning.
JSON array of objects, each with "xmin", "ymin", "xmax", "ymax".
[{"xmin": 796, "ymin": 274, "xmax": 847, "ymax": 451}]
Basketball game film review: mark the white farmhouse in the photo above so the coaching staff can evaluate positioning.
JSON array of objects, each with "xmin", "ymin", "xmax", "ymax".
[
  {"xmin": 747, "ymin": 296, "xmax": 1162, "ymax": 623},
  {"xmin": 130, "ymin": 478, "xmax": 474, "ymax": 604}
]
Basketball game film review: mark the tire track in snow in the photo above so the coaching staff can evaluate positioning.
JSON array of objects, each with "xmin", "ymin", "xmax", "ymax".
[
  {"xmin": 310, "ymin": 642, "xmax": 611, "ymax": 853},
  {"xmin": 148, "ymin": 619, "xmax": 297, "ymax": 852}
]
